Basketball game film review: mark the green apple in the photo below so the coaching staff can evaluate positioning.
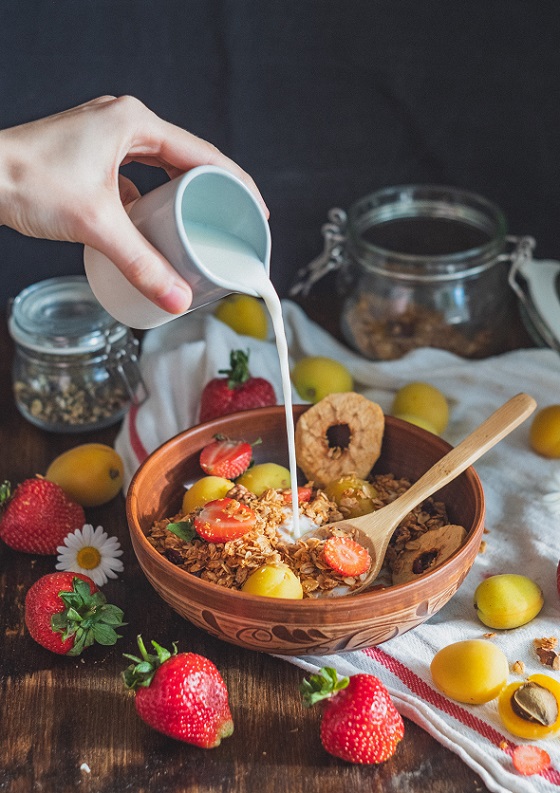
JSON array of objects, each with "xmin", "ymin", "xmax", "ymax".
[{"xmin": 291, "ymin": 356, "xmax": 353, "ymax": 403}]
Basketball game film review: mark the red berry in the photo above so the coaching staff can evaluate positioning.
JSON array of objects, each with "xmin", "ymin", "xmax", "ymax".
[
  {"xmin": 194, "ymin": 498, "xmax": 257, "ymax": 542},
  {"xmin": 0, "ymin": 478, "xmax": 85, "ymax": 554},
  {"xmin": 123, "ymin": 636, "xmax": 234, "ymax": 748},
  {"xmin": 281, "ymin": 486, "xmax": 313, "ymax": 505},
  {"xmin": 322, "ymin": 535, "xmax": 371, "ymax": 577},
  {"xmin": 199, "ymin": 349, "xmax": 276, "ymax": 422},
  {"xmin": 512, "ymin": 744, "xmax": 550, "ymax": 776},
  {"xmin": 24, "ymin": 572, "xmax": 125, "ymax": 656},
  {"xmin": 301, "ymin": 667, "xmax": 404, "ymax": 764},
  {"xmin": 199, "ymin": 437, "xmax": 253, "ymax": 479}
]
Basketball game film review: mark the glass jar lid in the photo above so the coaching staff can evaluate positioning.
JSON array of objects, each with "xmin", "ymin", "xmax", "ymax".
[{"xmin": 8, "ymin": 275, "xmax": 128, "ymax": 354}]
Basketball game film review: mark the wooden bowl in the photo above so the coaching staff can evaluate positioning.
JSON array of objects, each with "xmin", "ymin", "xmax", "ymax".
[{"xmin": 126, "ymin": 405, "xmax": 485, "ymax": 655}]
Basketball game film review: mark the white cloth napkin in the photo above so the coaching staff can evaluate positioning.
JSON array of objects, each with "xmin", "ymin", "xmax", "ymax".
[{"xmin": 116, "ymin": 300, "xmax": 560, "ymax": 793}]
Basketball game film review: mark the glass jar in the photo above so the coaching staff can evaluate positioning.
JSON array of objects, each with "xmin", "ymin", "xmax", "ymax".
[
  {"xmin": 293, "ymin": 186, "xmax": 529, "ymax": 360},
  {"xmin": 8, "ymin": 276, "xmax": 148, "ymax": 432}
]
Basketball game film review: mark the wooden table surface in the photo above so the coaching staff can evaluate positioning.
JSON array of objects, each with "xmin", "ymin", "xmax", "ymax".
[{"xmin": 1, "ymin": 293, "xmax": 532, "ymax": 793}]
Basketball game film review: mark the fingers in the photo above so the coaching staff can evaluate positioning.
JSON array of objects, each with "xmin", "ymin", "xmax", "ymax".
[
  {"xmin": 110, "ymin": 96, "xmax": 270, "ymax": 218},
  {"xmin": 85, "ymin": 200, "xmax": 193, "ymax": 315}
]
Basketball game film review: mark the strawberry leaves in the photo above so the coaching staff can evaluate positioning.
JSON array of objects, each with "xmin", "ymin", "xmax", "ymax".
[
  {"xmin": 300, "ymin": 667, "xmax": 350, "ymax": 706},
  {"xmin": 123, "ymin": 635, "xmax": 177, "ymax": 689},
  {"xmin": 50, "ymin": 576, "xmax": 125, "ymax": 656}
]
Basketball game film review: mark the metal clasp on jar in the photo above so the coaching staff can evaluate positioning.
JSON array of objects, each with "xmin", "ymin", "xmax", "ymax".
[
  {"xmin": 507, "ymin": 235, "xmax": 560, "ymax": 352},
  {"xmin": 289, "ymin": 208, "xmax": 348, "ymax": 297},
  {"xmin": 104, "ymin": 329, "xmax": 149, "ymax": 406}
]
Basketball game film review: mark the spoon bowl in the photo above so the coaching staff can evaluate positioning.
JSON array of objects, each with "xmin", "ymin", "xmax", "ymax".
[{"xmin": 307, "ymin": 393, "xmax": 537, "ymax": 593}]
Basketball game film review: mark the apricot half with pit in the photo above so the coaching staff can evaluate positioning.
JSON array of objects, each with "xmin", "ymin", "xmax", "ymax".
[{"xmin": 499, "ymin": 675, "xmax": 560, "ymax": 739}]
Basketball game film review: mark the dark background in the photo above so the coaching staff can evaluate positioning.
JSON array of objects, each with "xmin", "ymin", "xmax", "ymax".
[{"xmin": 1, "ymin": 1, "xmax": 559, "ymax": 304}]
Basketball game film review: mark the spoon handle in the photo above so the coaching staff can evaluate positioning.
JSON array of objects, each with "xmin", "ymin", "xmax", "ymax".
[{"xmin": 379, "ymin": 392, "xmax": 536, "ymax": 523}]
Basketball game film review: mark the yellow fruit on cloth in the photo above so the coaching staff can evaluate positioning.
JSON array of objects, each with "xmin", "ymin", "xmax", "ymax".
[
  {"xmin": 214, "ymin": 294, "xmax": 268, "ymax": 339},
  {"xmin": 474, "ymin": 574, "xmax": 544, "ymax": 630},
  {"xmin": 393, "ymin": 413, "xmax": 439, "ymax": 434},
  {"xmin": 45, "ymin": 443, "xmax": 124, "ymax": 507},
  {"xmin": 529, "ymin": 405, "xmax": 560, "ymax": 457},
  {"xmin": 291, "ymin": 356, "xmax": 353, "ymax": 404},
  {"xmin": 430, "ymin": 639, "xmax": 509, "ymax": 704},
  {"xmin": 392, "ymin": 382, "xmax": 449, "ymax": 434}
]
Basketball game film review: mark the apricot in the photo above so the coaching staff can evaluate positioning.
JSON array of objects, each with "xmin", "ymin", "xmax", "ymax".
[
  {"xmin": 182, "ymin": 476, "xmax": 234, "ymax": 513},
  {"xmin": 393, "ymin": 413, "xmax": 439, "ymax": 434},
  {"xmin": 236, "ymin": 463, "xmax": 290, "ymax": 495},
  {"xmin": 392, "ymin": 382, "xmax": 449, "ymax": 434},
  {"xmin": 325, "ymin": 475, "xmax": 378, "ymax": 518},
  {"xmin": 529, "ymin": 405, "xmax": 560, "ymax": 458},
  {"xmin": 241, "ymin": 563, "xmax": 303, "ymax": 599},
  {"xmin": 430, "ymin": 639, "xmax": 509, "ymax": 704},
  {"xmin": 214, "ymin": 294, "xmax": 268, "ymax": 339},
  {"xmin": 291, "ymin": 356, "xmax": 353, "ymax": 404},
  {"xmin": 498, "ymin": 675, "xmax": 560, "ymax": 739},
  {"xmin": 45, "ymin": 443, "xmax": 123, "ymax": 507},
  {"xmin": 474, "ymin": 574, "xmax": 544, "ymax": 630}
]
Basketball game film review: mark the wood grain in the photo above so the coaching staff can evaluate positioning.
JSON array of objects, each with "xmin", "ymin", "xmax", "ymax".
[{"xmin": 0, "ymin": 316, "xmax": 491, "ymax": 793}]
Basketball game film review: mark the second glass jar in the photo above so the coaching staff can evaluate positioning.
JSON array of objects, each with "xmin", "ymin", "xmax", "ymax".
[{"xmin": 335, "ymin": 185, "xmax": 518, "ymax": 360}]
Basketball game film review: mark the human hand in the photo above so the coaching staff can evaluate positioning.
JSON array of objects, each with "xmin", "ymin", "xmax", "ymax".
[{"xmin": 0, "ymin": 95, "xmax": 268, "ymax": 314}]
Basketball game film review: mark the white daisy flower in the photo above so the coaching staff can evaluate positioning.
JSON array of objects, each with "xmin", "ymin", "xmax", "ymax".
[
  {"xmin": 56, "ymin": 524, "xmax": 124, "ymax": 587},
  {"xmin": 542, "ymin": 470, "xmax": 560, "ymax": 516}
]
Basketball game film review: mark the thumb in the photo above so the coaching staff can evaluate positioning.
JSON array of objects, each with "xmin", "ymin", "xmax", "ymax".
[{"xmin": 85, "ymin": 201, "xmax": 193, "ymax": 314}]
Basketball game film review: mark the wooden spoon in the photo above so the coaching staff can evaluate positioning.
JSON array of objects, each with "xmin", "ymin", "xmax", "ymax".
[{"xmin": 306, "ymin": 392, "xmax": 536, "ymax": 594}]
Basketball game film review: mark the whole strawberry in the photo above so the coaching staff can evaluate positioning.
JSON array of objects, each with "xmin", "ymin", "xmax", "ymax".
[
  {"xmin": 199, "ymin": 349, "xmax": 276, "ymax": 423},
  {"xmin": 301, "ymin": 667, "xmax": 404, "ymax": 764},
  {"xmin": 0, "ymin": 478, "xmax": 85, "ymax": 554},
  {"xmin": 24, "ymin": 572, "xmax": 126, "ymax": 656},
  {"xmin": 123, "ymin": 636, "xmax": 234, "ymax": 748}
]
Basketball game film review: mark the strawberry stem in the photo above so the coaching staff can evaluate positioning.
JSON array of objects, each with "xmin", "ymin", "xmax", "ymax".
[
  {"xmin": 123, "ymin": 635, "xmax": 178, "ymax": 690},
  {"xmin": 300, "ymin": 666, "xmax": 350, "ymax": 707},
  {"xmin": 218, "ymin": 349, "xmax": 251, "ymax": 389}
]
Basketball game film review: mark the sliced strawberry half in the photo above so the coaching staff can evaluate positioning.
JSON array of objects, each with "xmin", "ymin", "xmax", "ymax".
[
  {"xmin": 194, "ymin": 498, "xmax": 257, "ymax": 542},
  {"xmin": 199, "ymin": 437, "xmax": 253, "ymax": 480},
  {"xmin": 512, "ymin": 744, "xmax": 551, "ymax": 776},
  {"xmin": 322, "ymin": 535, "xmax": 371, "ymax": 577},
  {"xmin": 281, "ymin": 486, "xmax": 313, "ymax": 505}
]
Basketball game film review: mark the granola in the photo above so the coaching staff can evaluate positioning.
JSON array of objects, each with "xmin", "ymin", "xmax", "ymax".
[
  {"xmin": 148, "ymin": 473, "xmax": 457, "ymax": 597},
  {"xmin": 344, "ymin": 293, "xmax": 493, "ymax": 360}
]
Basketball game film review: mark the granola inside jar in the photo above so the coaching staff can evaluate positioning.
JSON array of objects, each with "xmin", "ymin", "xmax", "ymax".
[
  {"xmin": 8, "ymin": 276, "xmax": 147, "ymax": 432},
  {"xmin": 336, "ymin": 186, "xmax": 517, "ymax": 360}
]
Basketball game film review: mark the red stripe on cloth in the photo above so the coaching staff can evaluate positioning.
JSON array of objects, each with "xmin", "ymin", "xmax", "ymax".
[
  {"xmin": 363, "ymin": 646, "xmax": 560, "ymax": 785},
  {"xmin": 127, "ymin": 403, "xmax": 149, "ymax": 465}
]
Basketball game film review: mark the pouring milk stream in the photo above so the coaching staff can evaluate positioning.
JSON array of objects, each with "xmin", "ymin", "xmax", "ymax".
[
  {"xmin": 180, "ymin": 221, "xmax": 301, "ymax": 537},
  {"xmin": 84, "ymin": 166, "xmax": 302, "ymax": 537}
]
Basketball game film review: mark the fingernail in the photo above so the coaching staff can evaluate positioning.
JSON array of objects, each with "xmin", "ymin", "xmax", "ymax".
[{"xmin": 160, "ymin": 281, "xmax": 193, "ymax": 314}]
